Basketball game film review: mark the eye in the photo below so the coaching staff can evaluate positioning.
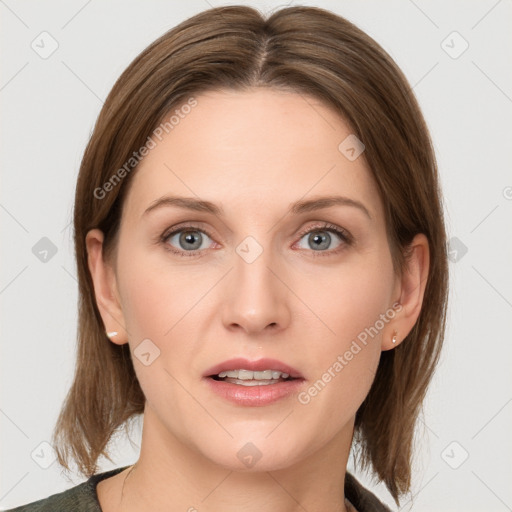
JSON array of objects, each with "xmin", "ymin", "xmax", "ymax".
[
  {"xmin": 295, "ymin": 223, "xmax": 351, "ymax": 255},
  {"xmin": 159, "ymin": 222, "xmax": 352, "ymax": 258},
  {"xmin": 161, "ymin": 225, "xmax": 215, "ymax": 257}
]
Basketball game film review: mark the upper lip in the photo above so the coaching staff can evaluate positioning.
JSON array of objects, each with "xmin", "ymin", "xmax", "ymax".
[{"xmin": 203, "ymin": 358, "xmax": 303, "ymax": 379}]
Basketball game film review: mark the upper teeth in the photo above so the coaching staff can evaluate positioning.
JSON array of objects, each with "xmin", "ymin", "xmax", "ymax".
[{"xmin": 217, "ymin": 369, "xmax": 290, "ymax": 380}]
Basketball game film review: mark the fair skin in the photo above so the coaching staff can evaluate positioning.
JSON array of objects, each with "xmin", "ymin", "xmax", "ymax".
[{"xmin": 87, "ymin": 88, "xmax": 429, "ymax": 512}]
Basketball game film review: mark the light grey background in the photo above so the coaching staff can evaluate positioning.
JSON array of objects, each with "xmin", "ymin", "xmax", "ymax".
[{"xmin": 1, "ymin": 1, "xmax": 511, "ymax": 510}]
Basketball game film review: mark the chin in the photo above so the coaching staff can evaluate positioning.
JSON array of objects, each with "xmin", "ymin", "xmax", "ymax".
[{"xmin": 192, "ymin": 431, "xmax": 311, "ymax": 473}]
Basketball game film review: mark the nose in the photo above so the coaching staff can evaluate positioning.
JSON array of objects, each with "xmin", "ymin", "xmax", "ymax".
[{"xmin": 221, "ymin": 243, "xmax": 291, "ymax": 336}]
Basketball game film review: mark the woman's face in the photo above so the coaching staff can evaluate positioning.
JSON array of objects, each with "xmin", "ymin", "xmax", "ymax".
[{"xmin": 96, "ymin": 88, "xmax": 403, "ymax": 471}]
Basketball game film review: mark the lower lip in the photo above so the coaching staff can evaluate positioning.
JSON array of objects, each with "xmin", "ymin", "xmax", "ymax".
[{"xmin": 204, "ymin": 377, "xmax": 305, "ymax": 406}]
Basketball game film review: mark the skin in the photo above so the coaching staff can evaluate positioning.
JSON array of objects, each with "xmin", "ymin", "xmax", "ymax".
[{"xmin": 87, "ymin": 88, "xmax": 429, "ymax": 512}]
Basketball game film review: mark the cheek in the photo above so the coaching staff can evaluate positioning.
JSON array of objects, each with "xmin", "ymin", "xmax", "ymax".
[
  {"xmin": 115, "ymin": 255, "xmax": 199, "ymax": 407},
  {"xmin": 116, "ymin": 244, "xmax": 206, "ymax": 338},
  {"xmin": 301, "ymin": 250, "xmax": 394, "ymax": 349},
  {"xmin": 295, "ymin": 252, "xmax": 394, "ymax": 411},
  {"xmin": 115, "ymin": 247, "xmax": 222, "ymax": 391}
]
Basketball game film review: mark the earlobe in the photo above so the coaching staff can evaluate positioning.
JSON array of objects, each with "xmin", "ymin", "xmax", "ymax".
[
  {"xmin": 382, "ymin": 233, "xmax": 430, "ymax": 351},
  {"xmin": 85, "ymin": 228, "xmax": 129, "ymax": 345},
  {"xmin": 382, "ymin": 326, "xmax": 401, "ymax": 352}
]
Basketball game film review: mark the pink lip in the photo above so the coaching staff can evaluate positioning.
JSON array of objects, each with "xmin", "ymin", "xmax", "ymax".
[
  {"xmin": 205, "ymin": 378, "xmax": 304, "ymax": 406},
  {"xmin": 203, "ymin": 357, "xmax": 305, "ymax": 407},
  {"xmin": 203, "ymin": 357, "xmax": 303, "ymax": 379}
]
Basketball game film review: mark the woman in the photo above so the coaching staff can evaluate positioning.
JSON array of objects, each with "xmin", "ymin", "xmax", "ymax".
[{"xmin": 7, "ymin": 5, "xmax": 448, "ymax": 511}]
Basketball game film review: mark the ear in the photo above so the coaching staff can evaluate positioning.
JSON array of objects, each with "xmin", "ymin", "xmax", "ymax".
[
  {"xmin": 382, "ymin": 233, "xmax": 430, "ymax": 351},
  {"xmin": 85, "ymin": 228, "xmax": 129, "ymax": 345}
]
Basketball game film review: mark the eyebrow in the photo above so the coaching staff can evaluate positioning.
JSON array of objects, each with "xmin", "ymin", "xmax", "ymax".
[{"xmin": 142, "ymin": 194, "xmax": 372, "ymax": 220}]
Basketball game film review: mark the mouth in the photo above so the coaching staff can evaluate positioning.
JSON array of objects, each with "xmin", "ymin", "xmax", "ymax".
[
  {"xmin": 210, "ymin": 369, "xmax": 297, "ymax": 386},
  {"xmin": 203, "ymin": 358, "xmax": 305, "ymax": 406},
  {"xmin": 204, "ymin": 357, "xmax": 303, "ymax": 382}
]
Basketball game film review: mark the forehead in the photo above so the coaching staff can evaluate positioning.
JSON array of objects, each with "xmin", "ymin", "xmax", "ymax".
[{"xmin": 122, "ymin": 88, "xmax": 383, "ymax": 222}]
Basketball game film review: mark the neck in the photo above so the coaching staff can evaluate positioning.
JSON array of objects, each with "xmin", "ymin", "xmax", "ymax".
[{"xmin": 115, "ymin": 406, "xmax": 355, "ymax": 512}]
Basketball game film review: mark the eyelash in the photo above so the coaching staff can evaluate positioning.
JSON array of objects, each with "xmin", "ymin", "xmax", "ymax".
[{"xmin": 159, "ymin": 222, "xmax": 353, "ymax": 258}]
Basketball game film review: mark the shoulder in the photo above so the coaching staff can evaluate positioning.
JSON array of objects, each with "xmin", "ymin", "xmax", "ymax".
[
  {"xmin": 4, "ymin": 467, "xmax": 129, "ymax": 512},
  {"xmin": 345, "ymin": 472, "xmax": 394, "ymax": 512}
]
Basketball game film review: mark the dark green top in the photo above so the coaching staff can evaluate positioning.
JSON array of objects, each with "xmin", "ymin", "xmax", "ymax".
[{"xmin": 5, "ymin": 466, "xmax": 392, "ymax": 511}]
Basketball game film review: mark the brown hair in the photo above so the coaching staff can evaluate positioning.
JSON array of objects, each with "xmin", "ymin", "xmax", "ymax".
[{"xmin": 52, "ymin": 5, "xmax": 448, "ymax": 505}]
